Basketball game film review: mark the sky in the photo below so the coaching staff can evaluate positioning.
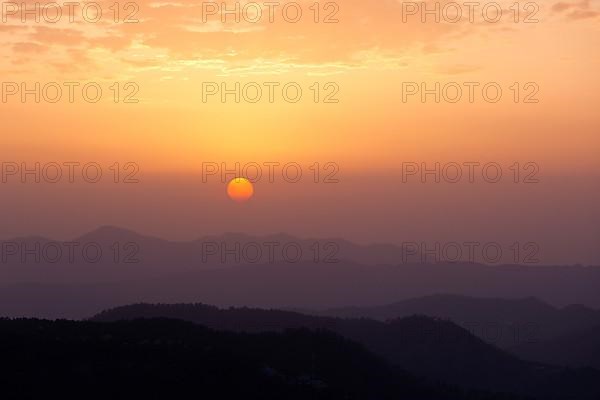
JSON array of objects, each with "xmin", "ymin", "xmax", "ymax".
[{"xmin": 0, "ymin": 0, "xmax": 599, "ymax": 264}]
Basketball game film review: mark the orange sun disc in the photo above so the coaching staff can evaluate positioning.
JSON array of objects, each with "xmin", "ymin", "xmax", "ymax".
[{"xmin": 227, "ymin": 178, "xmax": 254, "ymax": 203}]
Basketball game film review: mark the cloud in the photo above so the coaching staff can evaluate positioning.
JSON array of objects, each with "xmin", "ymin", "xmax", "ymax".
[
  {"xmin": 436, "ymin": 64, "xmax": 482, "ymax": 75},
  {"xmin": 1, "ymin": 0, "xmax": 595, "ymax": 76},
  {"xmin": 12, "ymin": 42, "xmax": 47, "ymax": 53},
  {"xmin": 0, "ymin": 0, "xmax": 462, "ymax": 73},
  {"xmin": 552, "ymin": 0, "xmax": 599, "ymax": 19}
]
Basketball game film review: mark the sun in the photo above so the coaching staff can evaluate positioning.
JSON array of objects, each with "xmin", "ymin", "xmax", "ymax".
[{"xmin": 227, "ymin": 178, "xmax": 254, "ymax": 203}]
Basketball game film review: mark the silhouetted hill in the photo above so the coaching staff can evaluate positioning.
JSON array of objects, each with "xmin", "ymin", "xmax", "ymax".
[
  {"xmin": 314, "ymin": 294, "xmax": 600, "ymax": 349},
  {"xmin": 0, "ymin": 318, "xmax": 519, "ymax": 400},
  {"xmin": 91, "ymin": 303, "xmax": 600, "ymax": 399},
  {"xmin": 512, "ymin": 323, "xmax": 600, "ymax": 369}
]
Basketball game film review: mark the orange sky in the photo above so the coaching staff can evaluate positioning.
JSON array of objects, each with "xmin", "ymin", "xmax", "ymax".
[
  {"xmin": 1, "ymin": 0, "xmax": 599, "ymax": 264},
  {"xmin": 1, "ymin": 0, "xmax": 599, "ymax": 171}
]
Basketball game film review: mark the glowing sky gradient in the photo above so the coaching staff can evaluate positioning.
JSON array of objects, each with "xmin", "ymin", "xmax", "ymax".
[
  {"xmin": 1, "ymin": 0, "xmax": 598, "ymax": 168},
  {"xmin": 1, "ymin": 0, "xmax": 599, "ymax": 264}
]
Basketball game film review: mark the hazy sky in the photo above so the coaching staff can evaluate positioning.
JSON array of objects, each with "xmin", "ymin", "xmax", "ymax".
[{"xmin": 1, "ymin": 0, "xmax": 599, "ymax": 264}]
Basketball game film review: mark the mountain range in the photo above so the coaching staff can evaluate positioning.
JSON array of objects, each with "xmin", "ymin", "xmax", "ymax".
[
  {"xmin": 2, "ymin": 226, "xmax": 600, "ymax": 319},
  {"xmin": 91, "ymin": 302, "xmax": 600, "ymax": 399}
]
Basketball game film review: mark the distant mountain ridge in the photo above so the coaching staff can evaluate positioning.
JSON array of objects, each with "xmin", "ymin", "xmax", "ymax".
[
  {"xmin": 1, "ymin": 225, "xmax": 423, "ymax": 274},
  {"xmin": 311, "ymin": 294, "xmax": 600, "ymax": 350},
  {"xmin": 2, "ymin": 226, "xmax": 600, "ymax": 320},
  {"xmin": 307, "ymin": 294, "xmax": 600, "ymax": 369}
]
